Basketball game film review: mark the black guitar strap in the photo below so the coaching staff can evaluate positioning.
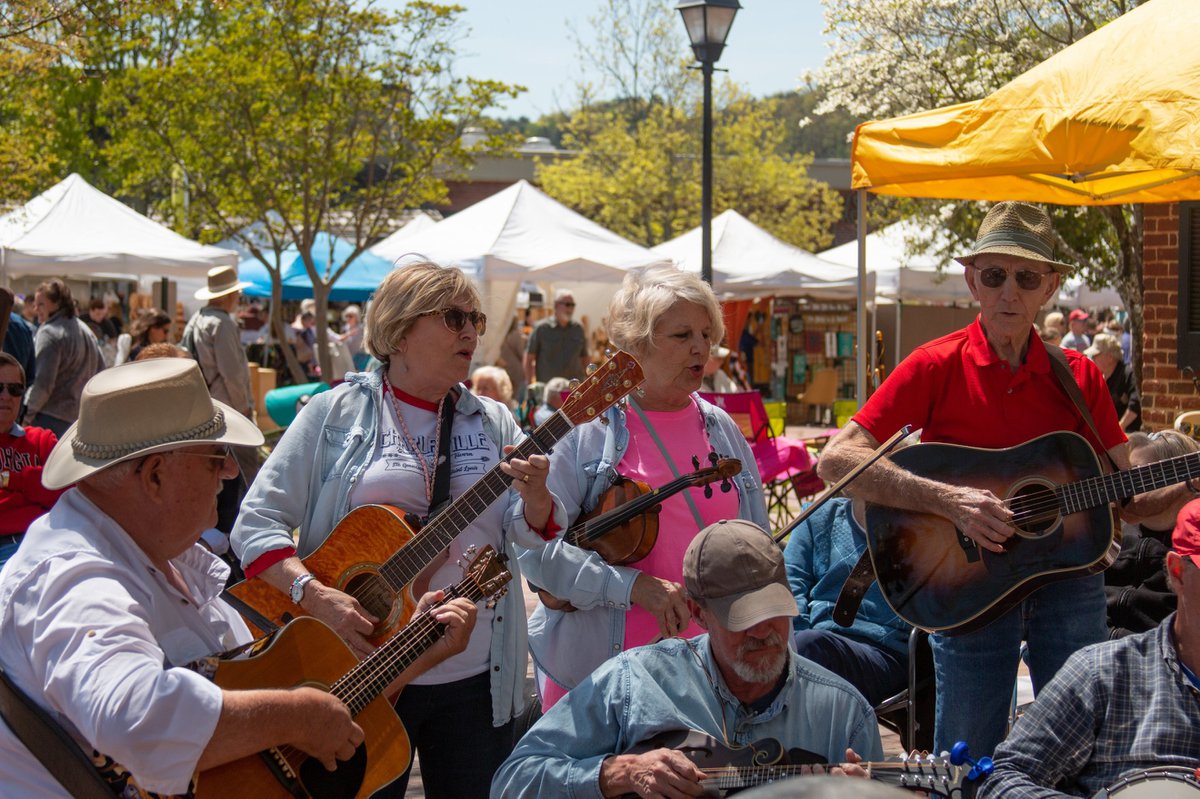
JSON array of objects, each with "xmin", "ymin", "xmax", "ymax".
[
  {"xmin": 426, "ymin": 390, "xmax": 457, "ymax": 521},
  {"xmin": 1044, "ymin": 345, "xmax": 1121, "ymax": 474}
]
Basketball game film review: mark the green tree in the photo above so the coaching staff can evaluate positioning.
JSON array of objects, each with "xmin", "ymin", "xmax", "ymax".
[
  {"xmin": 812, "ymin": 0, "xmax": 1148, "ymax": 378},
  {"xmin": 538, "ymin": 0, "xmax": 840, "ymax": 251},
  {"xmin": 107, "ymin": 0, "xmax": 518, "ymax": 381}
]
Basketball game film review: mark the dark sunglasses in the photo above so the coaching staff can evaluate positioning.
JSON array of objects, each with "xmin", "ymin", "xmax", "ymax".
[
  {"xmin": 557, "ymin": 300, "xmax": 576, "ymax": 308},
  {"xmin": 0, "ymin": 383, "xmax": 24, "ymax": 398},
  {"xmin": 971, "ymin": 265, "xmax": 1054, "ymax": 291},
  {"xmin": 419, "ymin": 308, "xmax": 487, "ymax": 335}
]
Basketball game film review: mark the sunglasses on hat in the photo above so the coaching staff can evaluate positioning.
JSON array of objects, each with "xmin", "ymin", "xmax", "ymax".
[
  {"xmin": 970, "ymin": 265, "xmax": 1054, "ymax": 291},
  {"xmin": 418, "ymin": 308, "xmax": 487, "ymax": 336}
]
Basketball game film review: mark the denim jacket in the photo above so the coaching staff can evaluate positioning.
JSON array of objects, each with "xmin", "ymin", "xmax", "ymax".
[
  {"xmin": 231, "ymin": 369, "xmax": 564, "ymax": 726},
  {"xmin": 490, "ymin": 634, "xmax": 883, "ymax": 799},
  {"xmin": 516, "ymin": 396, "xmax": 768, "ymax": 690}
]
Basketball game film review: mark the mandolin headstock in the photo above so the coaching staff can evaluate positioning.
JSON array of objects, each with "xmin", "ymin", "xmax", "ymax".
[{"xmin": 558, "ymin": 351, "xmax": 645, "ymax": 427}]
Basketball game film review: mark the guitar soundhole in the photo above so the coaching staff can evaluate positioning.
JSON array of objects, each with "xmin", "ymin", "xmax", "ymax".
[
  {"xmin": 343, "ymin": 571, "xmax": 395, "ymax": 628},
  {"xmin": 297, "ymin": 742, "xmax": 367, "ymax": 799},
  {"xmin": 1009, "ymin": 481, "xmax": 1060, "ymax": 539}
]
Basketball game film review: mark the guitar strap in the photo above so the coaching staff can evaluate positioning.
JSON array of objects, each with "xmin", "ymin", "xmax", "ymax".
[
  {"xmin": 427, "ymin": 390, "xmax": 458, "ymax": 521},
  {"xmin": 1044, "ymin": 345, "xmax": 1121, "ymax": 475},
  {"xmin": 0, "ymin": 667, "xmax": 117, "ymax": 799}
]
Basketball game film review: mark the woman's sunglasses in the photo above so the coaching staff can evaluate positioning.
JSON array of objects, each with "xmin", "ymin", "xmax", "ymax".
[
  {"xmin": 970, "ymin": 265, "xmax": 1054, "ymax": 291},
  {"xmin": 0, "ymin": 383, "xmax": 24, "ymax": 398},
  {"xmin": 419, "ymin": 308, "xmax": 487, "ymax": 336}
]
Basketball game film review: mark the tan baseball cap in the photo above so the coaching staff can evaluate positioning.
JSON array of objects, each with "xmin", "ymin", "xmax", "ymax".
[{"xmin": 683, "ymin": 519, "xmax": 798, "ymax": 632}]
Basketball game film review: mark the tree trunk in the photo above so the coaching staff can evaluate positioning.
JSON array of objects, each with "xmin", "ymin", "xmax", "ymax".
[
  {"xmin": 270, "ymin": 279, "xmax": 306, "ymax": 385},
  {"xmin": 313, "ymin": 280, "xmax": 333, "ymax": 385}
]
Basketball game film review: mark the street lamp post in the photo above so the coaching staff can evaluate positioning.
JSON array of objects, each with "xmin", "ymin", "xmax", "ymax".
[{"xmin": 676, "ymin": 0, "xmax": 740, "ymax": 287}]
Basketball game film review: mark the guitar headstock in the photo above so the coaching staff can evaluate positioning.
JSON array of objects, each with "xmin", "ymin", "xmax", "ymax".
[
  {"xmin": 558, "ymin": 351, "xmax": 645, "ymax": 427},
  {"xmin": 688, "ymin": 458, "xmax": 742, "ymax": 487},
  {"xmin": 869, "ymin": 751, "xmax": 970, "ymax": 796},
  {"xmin": 459, "ymin": 545, "xmax": 513, "ymax": 602}
]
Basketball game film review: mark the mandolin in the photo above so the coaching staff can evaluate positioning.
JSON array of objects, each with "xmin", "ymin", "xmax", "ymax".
[
  {"xmin": 623, "ymin": 729, "xmax": 983, "ymax": 797},
  {"xmin": 865, "ymin": 430, "xmax": 1200, "ymax": 634},
  {"xmin": 95, "ymin": 546, "xmax": 512, "ymax": 799},
  {"xmin": 226, "ymin": 351, "xmax": 644, "ymax": 643},
  {"xmin": 536, "ymin": 456, "xmax": 740, "ymax": 612}
]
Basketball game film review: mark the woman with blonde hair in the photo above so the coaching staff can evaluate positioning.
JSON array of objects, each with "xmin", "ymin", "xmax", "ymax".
[
  {"xmin": 518, "ymin": 265, "xmax": 767, "ymax": 709},
  {"xmin": 232, "ymin": 262, "xmax": 564, "ymax": 797}
]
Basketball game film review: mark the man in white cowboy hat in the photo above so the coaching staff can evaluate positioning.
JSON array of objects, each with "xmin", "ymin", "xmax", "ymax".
[
  {"xmin": 182, "ymin": 264, "xmax": 255, "ymax": 535},
  {"xmin": 818, "ymin": 201, "xmax": 1131, "ymax": 758},
  {"xmin": 0, "ymin": 359, "xmax": 477, "ymax": 797},
  {"xmin": 492, "ymin": 519, "xmax": 880, "ymax": 799}
]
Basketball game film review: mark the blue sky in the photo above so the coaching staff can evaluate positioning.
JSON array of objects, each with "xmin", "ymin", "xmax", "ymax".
[{"xmin": 449, "ymin": 1, "xmax": 830, "ymax": 119}]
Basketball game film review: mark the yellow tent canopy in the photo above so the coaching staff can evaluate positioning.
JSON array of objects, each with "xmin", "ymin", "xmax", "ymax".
[{"xmin": 851, "ymin": 0, "xmax": 1200, "ymax": 205}]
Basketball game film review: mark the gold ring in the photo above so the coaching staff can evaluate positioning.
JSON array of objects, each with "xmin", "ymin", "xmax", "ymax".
[{"xmin": 522, "ymin": 474, "xmax": 530, "ymax": 483}]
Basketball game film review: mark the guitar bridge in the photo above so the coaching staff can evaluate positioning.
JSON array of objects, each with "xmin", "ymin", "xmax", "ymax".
[{"xmin": 956, "ymin": 529, "xmax": 980, "ymax": 562}]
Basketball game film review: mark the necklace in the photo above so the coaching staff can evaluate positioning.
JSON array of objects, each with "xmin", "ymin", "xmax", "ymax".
[{"xmin": 382, "ymin": 373, "xmax": 445, "ymax": 504}]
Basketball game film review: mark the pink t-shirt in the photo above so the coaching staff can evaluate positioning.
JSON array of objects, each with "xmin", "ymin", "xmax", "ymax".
[{"xmin": 620, "ymin": 401, "xmax": 740, "ymax": 650}]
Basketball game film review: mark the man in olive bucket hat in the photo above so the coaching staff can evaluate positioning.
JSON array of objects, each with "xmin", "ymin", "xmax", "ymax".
[
  {"xmin": 0, "ymin": 359, "xmax": 476, "ymax": 797},
  {"xmin": 818, "ymin": 201, "xmax": 1133, "ymax": 757}
]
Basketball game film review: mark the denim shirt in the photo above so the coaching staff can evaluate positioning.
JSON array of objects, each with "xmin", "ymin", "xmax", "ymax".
[
  {"xmin": 490, "ymin": 634, "xmax": 883, "ymax": 799},
  {"xmin": 231, "ymin": 369, "xmax": 564, "ymax": 726},
  {"xmin": 783, "ymin": 497, "xmax": 910, "ymax": 655},
  {"xmin": 516, "ymin": 396, "xmax": 768, "ymax": 690}
]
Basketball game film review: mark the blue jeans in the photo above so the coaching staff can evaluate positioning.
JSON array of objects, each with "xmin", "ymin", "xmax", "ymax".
[
  {"xmin": 791, "ymin": 629, "xmax": 907, "ymax": 706},
  {"xmin": 0, "ymin": 540, "xmax": 20, "ymax": 570},
  {"xmin": 931, "ymin": 573, "xmax": 1106, "ymax": 757},
  {"xmin": 374, "ymin": 671, "xmax": 515, "ymax": 799}
]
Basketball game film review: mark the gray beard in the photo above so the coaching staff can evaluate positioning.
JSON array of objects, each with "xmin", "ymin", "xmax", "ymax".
[{"xmin": 729, "ymin": 632, "xmax": 788, "ymax": 683}]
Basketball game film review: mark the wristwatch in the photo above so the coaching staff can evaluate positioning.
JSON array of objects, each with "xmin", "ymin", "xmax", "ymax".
[
  {"xmin": 1, "ymin": 471, "xmax": 9, "ymax": 489},
  {"xmin": 289, "ymin": 573, "xmax": 317, "ymax": 605}
]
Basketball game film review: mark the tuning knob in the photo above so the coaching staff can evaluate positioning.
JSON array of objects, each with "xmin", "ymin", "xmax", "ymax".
[{"xmin": 949, "ymin": 742, "xmax": 994, "ymax": 782}]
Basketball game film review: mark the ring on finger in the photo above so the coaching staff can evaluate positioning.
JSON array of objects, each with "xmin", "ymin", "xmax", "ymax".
[{"xmin": 522, "ymin": 474, "xmax": 530, "ymax": 483}]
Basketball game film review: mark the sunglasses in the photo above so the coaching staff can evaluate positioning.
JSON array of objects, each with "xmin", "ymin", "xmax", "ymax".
[
  {"xmin": 557, "ymin": 301, "xmax": 576, "ymax": 308},
  {"xmin": 418, "ymin": 308, "xmax": 487, "ymax": 336},
  {"xmin": 0, "ymin": 383, "xmax": 24, "ymax": 398},
  {"xmin": 971, "ymin": 265, "xmax": 1054, "ymax": 291}
]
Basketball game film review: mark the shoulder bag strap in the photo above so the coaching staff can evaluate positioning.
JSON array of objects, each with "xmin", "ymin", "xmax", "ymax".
[
  {"xmin": 0, "ymin": 667, "xmax": 116, "ymax": 799},
  {"xmin": 1044, "ymin": 344, "xmax": 1120, "ymax": 474}
]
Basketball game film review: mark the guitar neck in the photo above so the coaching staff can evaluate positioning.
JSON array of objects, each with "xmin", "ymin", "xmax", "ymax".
[
  {"xmin": 329, "ymin": 580, "xmax": 484, "ymax": 715},
  {"xmin": 376, "ymin": 413, "xmax": 573, "ymax": 589},
  {"xmin": 1062, "ymin": 450, "xmax": 1200, "ymax": 513}
]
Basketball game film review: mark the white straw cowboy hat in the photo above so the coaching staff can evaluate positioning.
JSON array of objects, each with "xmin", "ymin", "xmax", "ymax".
[
  {"xmin": 42, "ymin": 359, "xmax": 264, "ymax": 489},
  {"xmin": 194, "ymin": 264, "xmax": 251, "ymax": 301},
  {"xmin": 955, "ymin": 201, "xmax": 1074, "ymax": 273}
]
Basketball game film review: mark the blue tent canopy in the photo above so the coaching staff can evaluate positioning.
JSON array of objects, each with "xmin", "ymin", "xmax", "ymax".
[{"xmin": 238, "ymin": 232, "xmax": 395, "ymax": 301}]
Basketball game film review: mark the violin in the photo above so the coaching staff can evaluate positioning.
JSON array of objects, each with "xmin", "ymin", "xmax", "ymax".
[{"xmin": 537, "ymin": 455, "xmax": 741, "ymax": 612}]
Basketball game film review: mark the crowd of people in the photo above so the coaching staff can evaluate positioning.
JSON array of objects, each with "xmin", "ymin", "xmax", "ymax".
[{"xmin": 0, "ymin": 200, "xmax": 1195, "ymax": 799}]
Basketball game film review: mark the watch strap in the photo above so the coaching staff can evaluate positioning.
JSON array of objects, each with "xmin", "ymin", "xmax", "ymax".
[{"xmin": 289, "ymin": 572, "xmax": 316, "ymax": 604}]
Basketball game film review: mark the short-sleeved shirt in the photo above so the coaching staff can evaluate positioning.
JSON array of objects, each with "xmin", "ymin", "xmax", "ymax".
[
  {"xmin": 855, "ymin": 317, "xmax": 1126, "ymax": 455},
  {"xmin": 525, "ymin": 318, "xmax": 587, "ymax": 382}
]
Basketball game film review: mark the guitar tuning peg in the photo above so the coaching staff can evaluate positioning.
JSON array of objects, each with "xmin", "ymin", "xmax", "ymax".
[
  {"xmin": 586, "ymin": 362, "xmax": 598, "ymax": 375},
  {"xmin": 691, "ymin": 455, "xmax": 701, "ymax": 470},
  {"xmin": 635, "ymin": 385, "xmax": 645, "ymax": 398},
  {"xmin": 720, "ymin": 478, "xmax": 732, "ymax": 493},
  {"xmin": 703, "ymin": 485, "xmax": 713, "ymax": 499},
  {"xmin": 599, "ymin": 415, "xmax": 610, "ymax": 426},
  {"xmin": 603, "ymin": 345, "xmax": 615, "ymax": 359},
  {"xmin": 567, "ymin": 378, "xmax": 581, "ymax": 392}
]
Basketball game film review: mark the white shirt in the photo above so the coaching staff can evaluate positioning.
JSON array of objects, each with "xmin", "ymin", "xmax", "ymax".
[{"xmin": 0, "ymin": 489, "xmax": 251, "ymax": 797}]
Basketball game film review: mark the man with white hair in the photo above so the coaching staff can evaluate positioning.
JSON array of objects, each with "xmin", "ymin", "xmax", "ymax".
[
  {"xmin": 0, "ymin": 359, "xmax": 475, "ymax": 797},
  {"xmin": 524, "ymin": 288, "xmax": 588, "ymax": 384},
  {"xmin": 491, "ymin": 519, "xmax": 880, "ymax": 799}
]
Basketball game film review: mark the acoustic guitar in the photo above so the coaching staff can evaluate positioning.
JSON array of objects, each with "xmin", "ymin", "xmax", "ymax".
[
  {"xmin": 865, "ymin": 430, "xmax": 1200, "ymax": 634},
  {"xmin": 227, "ymin": 351, "xmax": 644, "ymax": 643},
  {"xmin": 98, "ymin": 546, "xmax": 511, "ymax": 799},
  {"xmin": 623, "ymin": 729, "xmax": 982, "ymax": 797}
]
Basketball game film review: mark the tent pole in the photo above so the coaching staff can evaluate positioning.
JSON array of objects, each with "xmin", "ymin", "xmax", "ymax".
[{"xmin": 856, "ymin": 190, "xmax": 868, "ymax": 409}]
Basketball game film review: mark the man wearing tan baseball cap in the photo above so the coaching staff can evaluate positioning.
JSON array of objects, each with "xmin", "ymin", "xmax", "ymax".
[
  {"xmin": 493, "ymin": 519, "xmax": 881, "ymax": 799},
  {"xmin": 0, "ymin": 359, "xmax": 475, "ymax": 797},
  {"xmin": 981, "ymin": 497, "xmax": 1200, "ymax": 796}
]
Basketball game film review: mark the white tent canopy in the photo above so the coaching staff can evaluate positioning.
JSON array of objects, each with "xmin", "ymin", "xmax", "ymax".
[
  {"xmin": 819, "ymin": 220, "xmax": 973, "ymax": 305},
  {"xmin": 369, "ymin": 180, "xmax": 668, "ymax": 365},
  {"xmin": 0, "ymin": 173, "xmax": 237, "ymax": 279},
  {"xmin": 652, "ymin": 209, "xmax": 863, "ymax": 299}
]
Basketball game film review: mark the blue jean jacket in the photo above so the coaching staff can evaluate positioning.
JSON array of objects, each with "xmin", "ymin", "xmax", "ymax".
[
  {"xmin": 231, "ymin": 369, "xmax": 564, "ymax": 726},
  {"xmin": 516, "ymin": 396, "xmax": 768, "ymax": 690},
  {"xmin": 490, "ymin": 634, "xmax": 883, "ymax": 799}
]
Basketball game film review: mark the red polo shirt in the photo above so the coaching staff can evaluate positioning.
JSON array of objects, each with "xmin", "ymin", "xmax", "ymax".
[{"xmin": 856, "ymin": 317, "xmax": 1125, "ymax": 455}]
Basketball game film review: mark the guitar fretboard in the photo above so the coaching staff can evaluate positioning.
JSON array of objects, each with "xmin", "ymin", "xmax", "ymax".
[
  {"xmin": 375, "ymin": 413, "xmax": 573, "ymax": 590},
  {"xmin": 1055, "ymin": 450, "xmax": 1200, "ymax": 514}
]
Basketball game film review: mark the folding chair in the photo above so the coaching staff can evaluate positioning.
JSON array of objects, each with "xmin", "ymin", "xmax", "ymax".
[
  {"xmin": 699, "ymin": 391, "xmax": 825, "ymax": 529},
  {"xmin": 873, "ymin": 628, "xmax": 935, "ymax": 754},
  {"xmin": 797, "ymin": 368, "xmax": 838, "ymax": 425}
]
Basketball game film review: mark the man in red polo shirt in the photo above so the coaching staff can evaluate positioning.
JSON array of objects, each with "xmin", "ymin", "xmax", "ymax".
[{"xmin": 818, "ymin": 201, "xmax": 1130, "ymax": 758}]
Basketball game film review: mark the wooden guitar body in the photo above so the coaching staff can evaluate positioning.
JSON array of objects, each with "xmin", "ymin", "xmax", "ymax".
[
  {"xmin": 198, "ymin": 616, "xmax": 409, "ymax": 799},
  {"xmin": 865, "ymin": 432, "xmax": 1120, "ymax": 634},
  {"xmin": 228, "ymin": 504, "xmax": 420, "ymax": 646}
]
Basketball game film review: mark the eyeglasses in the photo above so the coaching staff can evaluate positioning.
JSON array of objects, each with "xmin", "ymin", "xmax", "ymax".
[
  {"xmin": 418, "ymin": 308, "xmax": 487, "ymax": 336},
  {"xmin": 970, "ymin": 265, "xmax": 1054, "ymax": 291},
  {"xmin": 0, "ymin": 383, "xmax": 24, "ymax": 398},
  {"xmin": 557, "ymin": 301, "xmax": 576, "ymax": 308},
  {"xmin": 135, "ymin": 445, "xmax": 235, "ymax": 475}
]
